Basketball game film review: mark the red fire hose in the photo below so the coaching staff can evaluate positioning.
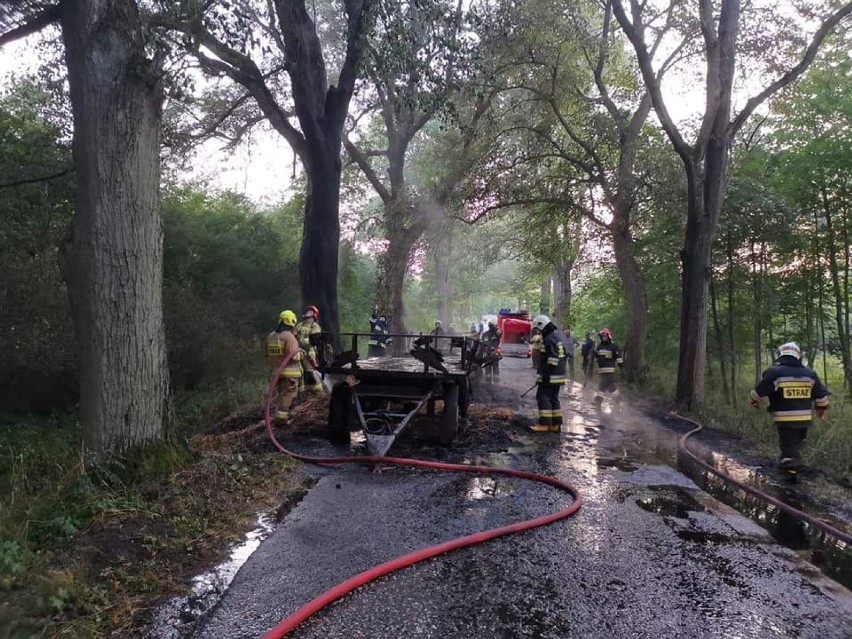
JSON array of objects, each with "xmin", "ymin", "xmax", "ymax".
[
  {"xmin": 675, "ymin": 412, "xmax": 852, "ymax": 545},
  {"xmin": 260, "ymin": 351, "xmax": 583, "ymax": 639}
]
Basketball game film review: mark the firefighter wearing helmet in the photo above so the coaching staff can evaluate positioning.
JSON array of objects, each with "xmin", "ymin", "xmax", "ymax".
[
  {"xmin": 368, "ymin": 307, "xmax": 391, "ymax": 357},
  {"xmin": 266, "ymin": 310, "xmax": 304, "ymax": 422},
  {"xmin": 294, "ymin": 305, "xmax": 324, "ymax": 392},
  {"xmin": 750, "ymin": 341, "xmax": 829, "ymax": 478},
  {"xmin": 482, "ymin": 319, "xmax": 502, "ymax": 382},
  {"xmin": 530, "ymin": 314, "xmax": 567, "ymax": 433},
  {"xmin": 593, "ymin": 327, "xmax": 623, "ymax": 408}
]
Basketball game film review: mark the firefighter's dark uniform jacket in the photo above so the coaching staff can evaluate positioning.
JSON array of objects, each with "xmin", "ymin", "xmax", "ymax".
[
  {"xmin": 751, "ymin": 356, "xmax": 829, "ymax": 428},
  {"xmin": 536, "ymin": 324, "xmax": 567, "ymax": 385},
  {"xmin": 368, "ymin": 316, "xmax": 390, "ymax": 350},
  {"xmin": 594, "ymin": 341, "xmax": 623, "ymax": 373},
  {"xmin": 482, "ymin": 326, "xmax": 501, "ymax": 348}
]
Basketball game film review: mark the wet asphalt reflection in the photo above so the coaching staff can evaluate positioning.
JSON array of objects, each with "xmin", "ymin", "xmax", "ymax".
[{"xmin": 179, "ymin": 358, "xmax": 852, "ymax": 639}]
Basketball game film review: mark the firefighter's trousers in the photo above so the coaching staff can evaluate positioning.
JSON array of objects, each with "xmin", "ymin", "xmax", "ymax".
[
  {"xmin": 276, "ymin": 377, "xmax": 300, "ymax": 420},
  {"xmin": 595, "ymin": 372, "xmax": 619, "ymax": 402},
  {"xmin": 776, "ymin": 423, "xmax": 809, "ymax": 463},
  {"xmin": 536, "ymin": 383, "xmax": 563, "ymax": 431}
]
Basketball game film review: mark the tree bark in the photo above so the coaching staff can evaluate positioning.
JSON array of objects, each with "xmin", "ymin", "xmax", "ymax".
[
  {"xmin": 710, "ymin": 275, "xmax": 730, "ymax": 403},
  {"xmin": 375, "ymin": 209, "xmax": 420, "ymax": 352},
  {"xmin": 301, "ymin": 152, "xmax": 342, "ymax": 337},
  {"xmin": 60, "ymin": 0, "xmax": 167, "ymax": 455},
  {"xmin": 434, "ymin": 222, "xmax": 453, "ymax": 326},
  {"xmin": 539, "ymin": 278, "xmax": 552, "ymax": 316},
  {"xmin": 278, "ymin": 0, "xmax": 372, "ymax": 338},
  {"xmin": 611, "ymin": 225, "xmax": 648, "ymax": 382},
  {"xmin": 552, "ymin": 257, "xmax": 573, "ymax": 329},
  {"xmin": 676, "ymin": 171, "xmax": 711, "ymax": 407}
]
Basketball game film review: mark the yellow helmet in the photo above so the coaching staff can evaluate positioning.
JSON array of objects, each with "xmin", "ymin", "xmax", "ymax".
[{"xmin": 278, "ymin": 310, "xmax": 297, "ymax": 327}]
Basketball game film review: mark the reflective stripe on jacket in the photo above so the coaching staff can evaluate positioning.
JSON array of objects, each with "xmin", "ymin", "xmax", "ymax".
[
  {"xmin": 752, "ymin": 356, "xmax": 829, "ymax": 426},
  {"xmin": 294, "ymin": 320, "xmax": 322, "ymax": 356},
  {"xmin": 594, "ymin": 341, "xmax": 623, "ymax": 373},
  {"xmin": 266, "ymin": 330, "xmax": 303, "ymax": 378},
  {"xmin": 536, "ymin": 325, "xmax": 567, "ymax": 385}
]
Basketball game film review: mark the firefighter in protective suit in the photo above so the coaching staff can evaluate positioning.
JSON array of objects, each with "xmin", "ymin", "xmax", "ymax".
[
  {"xmin": 530, "ymin": 315, "xmax": 567, "ymax": 432},
  {"xmin": 751, "ymin": 342, "xmax": 829, "ymax": 477},
  {"xmin": 593, "ymin": 328, "xmax": 623, "ymax": 407},
  {"xmin": 368, "ymin": 310, "xmax": 391, "ymax": 357},
  {"xmin": 294, "ymin": 305, "xmax": 324, "ymax": 392},
  {"xmin": 266, "ymin": 310, "xmax": 304, "ymax": 422}
]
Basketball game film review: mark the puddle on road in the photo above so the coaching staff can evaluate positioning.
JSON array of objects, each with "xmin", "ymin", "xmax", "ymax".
[
  {"xmin": 636, "ymin": 486, "xmax": 707, "ymax": 519},
  {"xmin": 464, "ymin": 476, "xmax": 516, "ymax": 500},
  {"xmin": 678, "ymin": 452, "xmax": 852, "ymax": 589},
  {"xmin": 146, "ymin": 513, "xmax": 276, "ymax": 638},
  {"xmin": 514, "ymin": 392, "xmax": 852, "ymax": 590}
]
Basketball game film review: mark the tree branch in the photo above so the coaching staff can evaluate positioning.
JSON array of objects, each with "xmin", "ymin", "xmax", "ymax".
[
  {"xmin": 0, "ymin": 4, "xmax": 59, "ymax": 48},
  {"xmin": 0, "ymin": 164, "xmax": 73, "ymax": 190},
  {"xmin": 729, "ymin": 2, "xmax": 852, "ymax": 136},
  {"xmin": 610, "ymin": 0, "xmax": 693, "ymax": 166},
  {"xmin": 344, "ymin": 136, "xmax": 391, "ymax": 203},
  {"xmin": 154, "ymin": 15, "xmax": 308, "ymax": 161}
]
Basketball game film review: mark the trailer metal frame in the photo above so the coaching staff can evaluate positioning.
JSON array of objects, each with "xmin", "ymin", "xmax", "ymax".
[{"xmin": 312, "ymin": 332, "xmax": 498, "ymax": 456}]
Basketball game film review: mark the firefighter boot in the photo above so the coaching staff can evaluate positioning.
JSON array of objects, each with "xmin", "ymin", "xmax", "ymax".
[
  {"xmin": 779, "ymin": 457, "xmax": 800, "ymax": 482},
  {"xmin": 529, "ymin": 424, "xmax": 550, "ymax": 433}
]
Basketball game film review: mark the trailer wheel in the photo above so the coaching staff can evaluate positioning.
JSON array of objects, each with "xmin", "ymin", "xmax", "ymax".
[
  {"xmin": 439, "ymin": 383, "xmax": 459, "ymax": 445},
  {"xmin": 328, "ymin": 383, "xmax": 353, "ymax": 445}
]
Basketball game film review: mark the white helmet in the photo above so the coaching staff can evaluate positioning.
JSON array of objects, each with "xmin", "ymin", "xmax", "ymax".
[
  {"xmin": 532, "ymin": 314, "xmax": 550, "ymax": 330},
  {"xmin": 777, "ymin": 342, "xmax": 802, "ymax": 360}
]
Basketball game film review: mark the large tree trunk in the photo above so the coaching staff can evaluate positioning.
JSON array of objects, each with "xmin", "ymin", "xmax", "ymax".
[
  {"xmin": 676, "ymin": 129, "xmax": 732, "ymax": 407},
  {"xmin": 676, "ymin": 176, "xmax": 712, "ymax": 407},
  {"xmin": 611, "ymin": 226, "xmax": 648, "ymax": 383},
  {"xmin": 375, "ymin": 210, "xmax": 419, "ymax": 353},
  {"xmin": 539, "ymin": 278, "xmax": 552, "ymax": 317},
  {"xmin": 277, "ymin": 0, "xmax": 372, "ymax": 340},
  {"xmin": 434, "ymin": 222, "xmax": 453, "ymax": 326},
  {"xmin": 61, "ymin": 0, "xmax": 167, "ymax": 455},
  {"xmin": 300, "ymin": 151, "xmax": 342, "ymax": 337},
  {"xmin": 552, "ymin": 257, "xmax": 573, "ymax": 329}
]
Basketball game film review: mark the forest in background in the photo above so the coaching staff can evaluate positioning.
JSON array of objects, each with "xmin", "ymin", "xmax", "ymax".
[{"xmin": 1, "ymin": 1, "xmax": 852, "ymax": 633}]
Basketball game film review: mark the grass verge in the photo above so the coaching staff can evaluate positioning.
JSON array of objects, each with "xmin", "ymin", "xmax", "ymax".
[
  {"xmin": 0, "ymin": 377, "xmax": 312, "ymax": 638},
  {"xmin": 639, "ymin": 367, "xmax": 852, "ymax": 480}
]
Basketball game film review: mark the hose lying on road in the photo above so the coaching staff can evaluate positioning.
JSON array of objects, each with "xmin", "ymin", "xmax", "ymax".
[
  {"xmin": 261, "ymin": 352, "xmax": 582, "ymax": 639},
  {"xmin": 674, "ymin": 412, "xmax": 852, "ymax": 546}
]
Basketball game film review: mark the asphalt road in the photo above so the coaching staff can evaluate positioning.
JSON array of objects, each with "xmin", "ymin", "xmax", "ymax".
[{"xmin": 191, "ymin": 357, "xmax": 852, "ymax": 639}]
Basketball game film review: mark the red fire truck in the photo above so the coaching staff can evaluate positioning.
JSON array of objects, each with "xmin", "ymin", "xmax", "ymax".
[{"xmin": 497, "ymin": 309, "xmax": 532, "ymax": 358}]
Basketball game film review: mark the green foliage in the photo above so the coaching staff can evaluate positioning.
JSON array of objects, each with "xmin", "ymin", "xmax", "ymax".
[
  {"xmin": 0, "ymin": 82, "xmax": 76, "ymax": 411},
  {"xmin": 338, "ymin": 241, "xmax": 377, "ymax": 332},
  {"xmin": 0, "ymin": 539, "xmax": 25, "ymax": 576},
  {"xmin": 161, "ymin": 187, "xmax": 304, "ymax": 389},
  {"xmin": 571, "ymin": 269, "xmax": 629, "ymax": 342}
]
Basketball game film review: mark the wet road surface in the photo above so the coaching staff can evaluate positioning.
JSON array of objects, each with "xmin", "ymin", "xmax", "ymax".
[{"xmin": 187, "ymin": 358, "xmax": 852, "ymax": 638}]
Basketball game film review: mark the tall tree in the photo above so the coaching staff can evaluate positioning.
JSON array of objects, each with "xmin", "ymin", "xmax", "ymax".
[
  {"xmin": 459, "ymin": 0, "xmax": 688, "ymax": 381},
  {"xmin": 611, "ymin": 0, "xmax": 852, "ymax": 406},
  {"xmin": 1, "ymin": 0, "xmax": 169, "ymax": 454},
  {"xmin": 344, "ymin": 0, "xmax": 478, "ymax": 339},
  {"xmin": 159, "ymin": 0, "xmax": 374, "ymax": 337}
]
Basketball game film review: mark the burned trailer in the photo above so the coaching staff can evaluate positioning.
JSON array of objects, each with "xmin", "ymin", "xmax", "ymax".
[{"xmin": 311, "ymin": 332, "xmax": 498, "ymax": 457}]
